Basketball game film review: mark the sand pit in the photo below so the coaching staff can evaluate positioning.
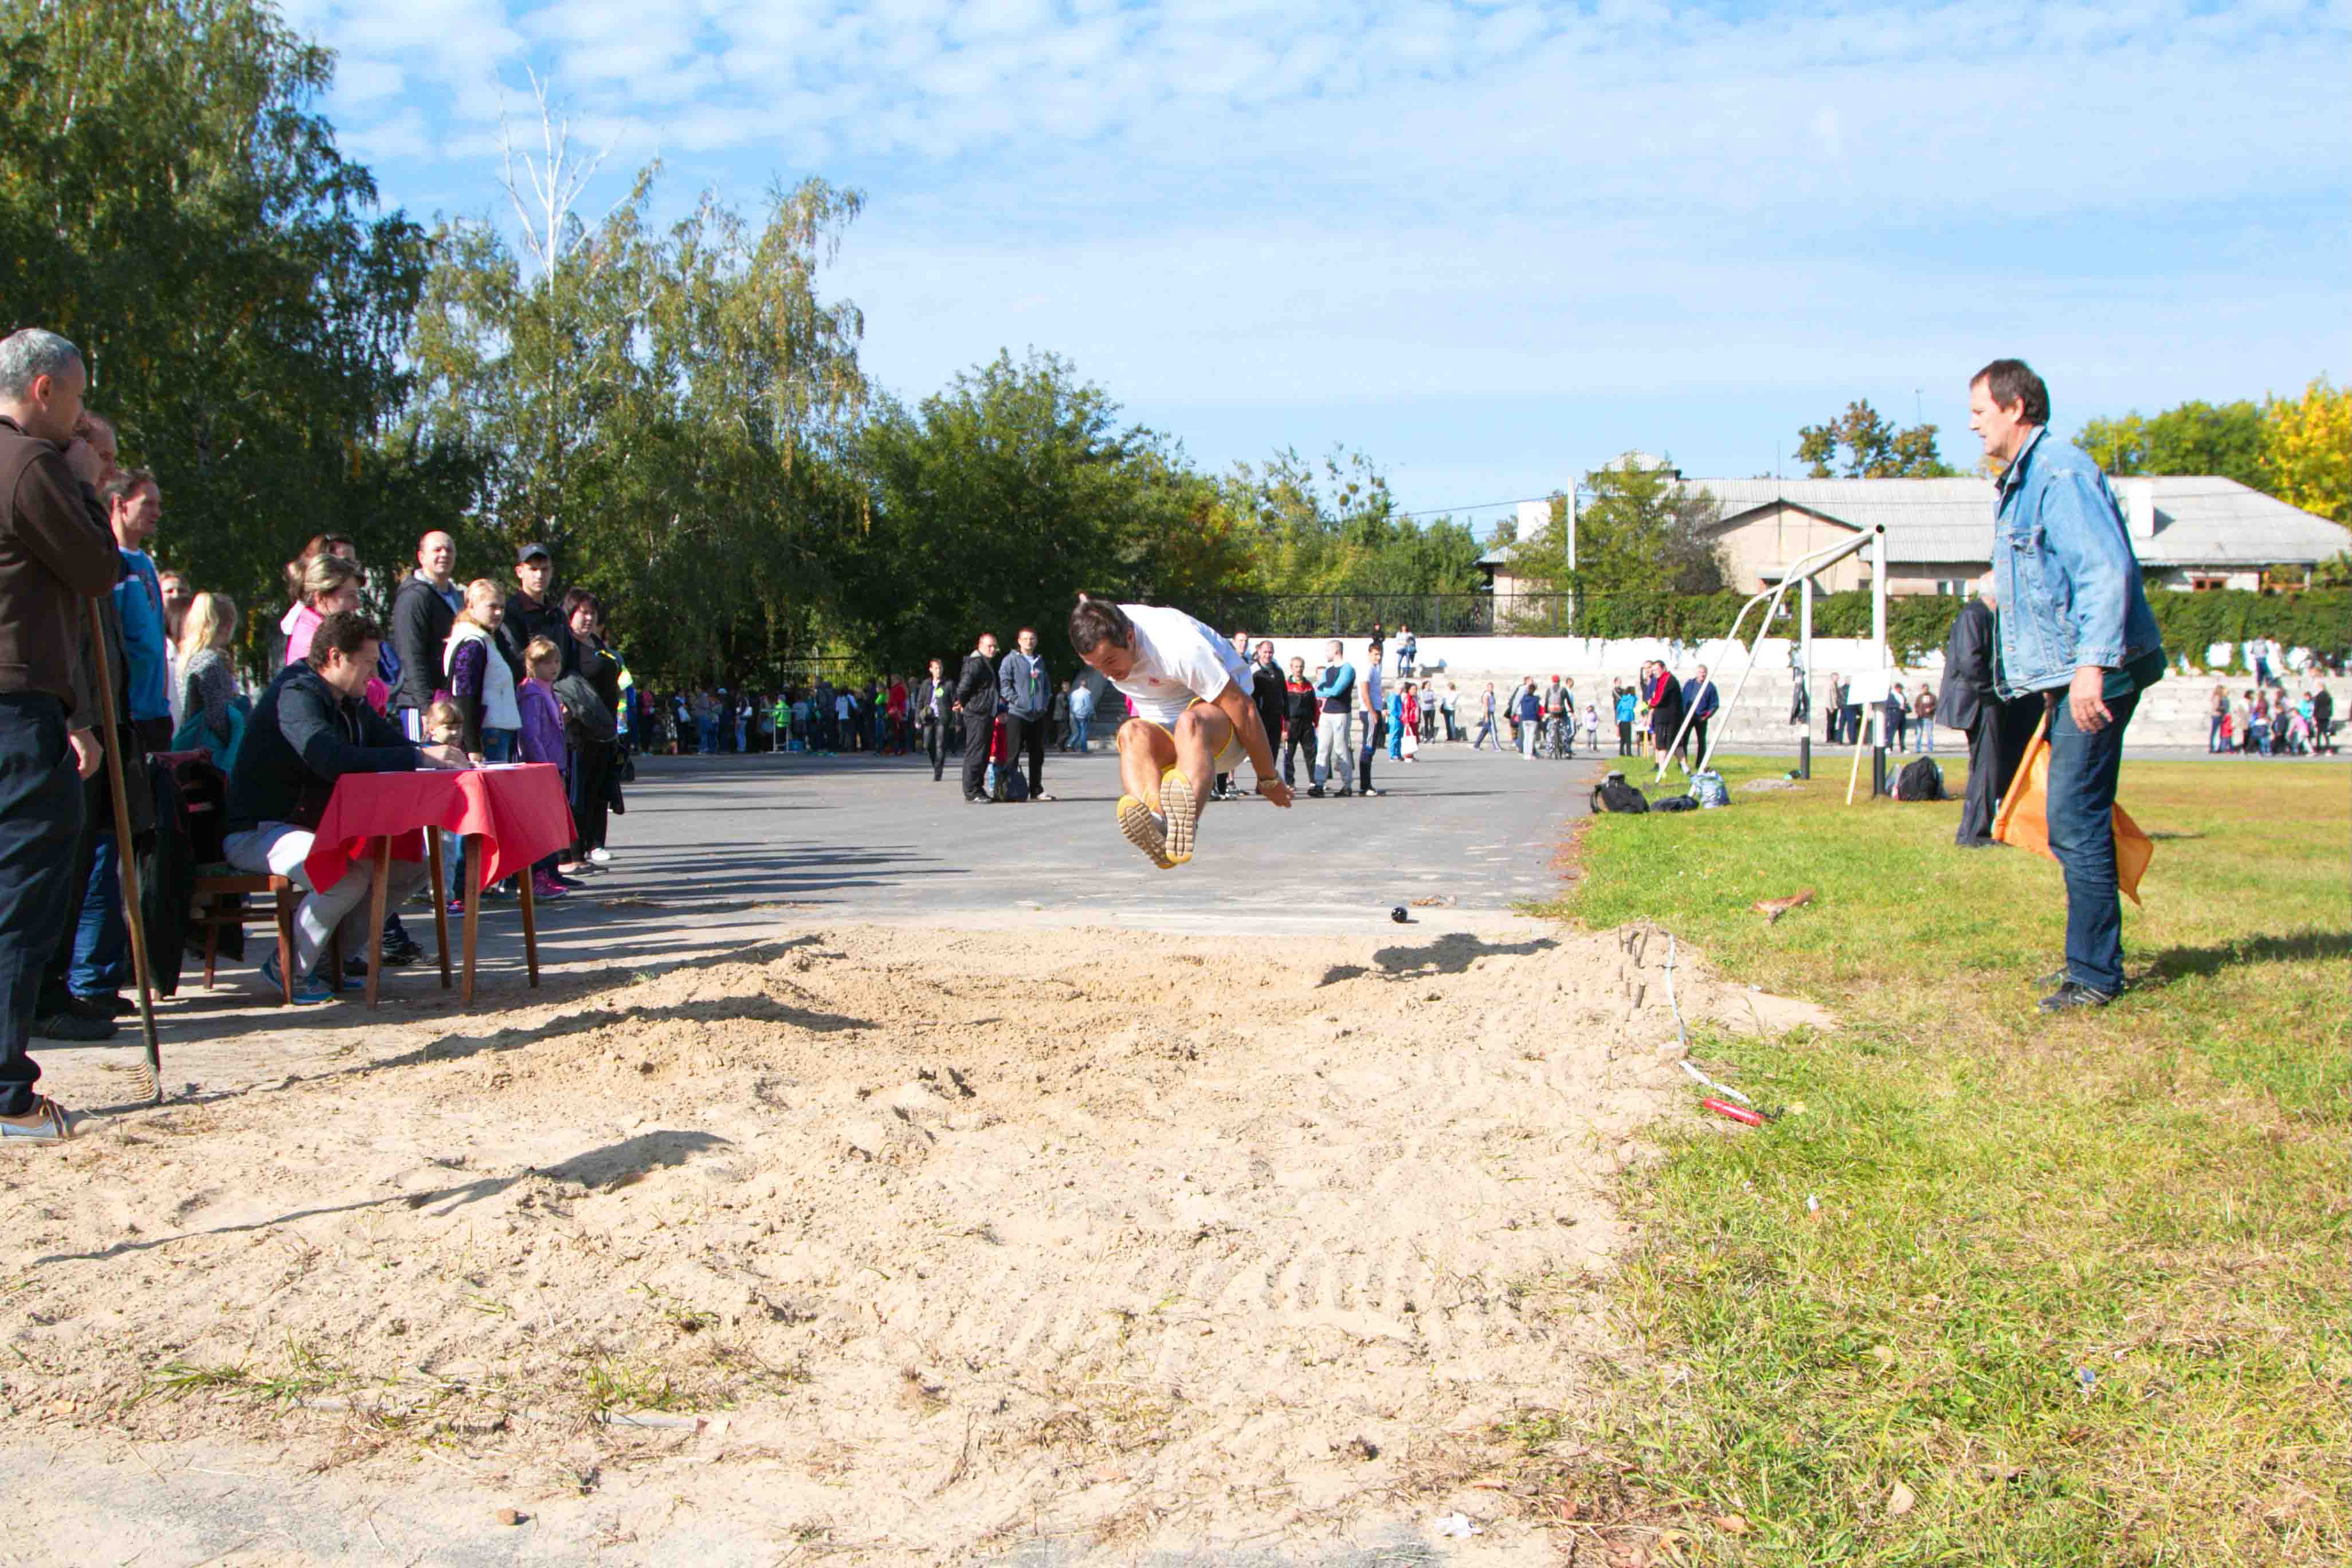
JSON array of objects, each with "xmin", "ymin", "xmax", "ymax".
[{"xmin": 1, "ymin": 919, "xmax": 1823, "ymax": 1563}]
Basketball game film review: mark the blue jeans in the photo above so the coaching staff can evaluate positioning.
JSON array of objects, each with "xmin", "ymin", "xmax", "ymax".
[
  {"xmin": 0, "ymin": 695, "xmax": 83, "ymax": 1115},
  {"xmin": 2044, "ymin": 689, "xmax": 2139, "ymax": 997},
  {"xmin": 70, "ymin": 828, "xmax": 130, "ymax": 997},
  {"xmin": 1069, "ymin": 714, "xmax": 1092, "ymax": 752}
]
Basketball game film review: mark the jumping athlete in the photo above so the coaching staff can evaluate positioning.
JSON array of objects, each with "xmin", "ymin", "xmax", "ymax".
[{"xmin": 1068, "ymin": 595, "xmax": 1292, "ymax": 868}]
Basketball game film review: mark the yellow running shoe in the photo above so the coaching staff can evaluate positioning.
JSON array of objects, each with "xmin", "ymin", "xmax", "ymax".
[
  {"xmin": 1117, "ymin": 794, "xmax": 1176, "ymax": 870},
  {"xmin": 1159, "ymin": 770, "xmax": 1198, "ymax": 865}
]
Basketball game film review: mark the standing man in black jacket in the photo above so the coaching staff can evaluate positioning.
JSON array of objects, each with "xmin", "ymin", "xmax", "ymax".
[
  {"xmin": 1939, "ymin": 573, "xmax": 2040, "ymax": 847},
  {"xmin": 1249, "ymin": 640, "xmax": 1287, "ymax": 776},
  {"xmin": 389, "ymin": 531, "xmax": 460, "ymax": 740},
  {"xmin": 497, "ymin": 543, "xmax": 575, "ymax": 684},
  {"xmin": 997, "ymin": 627, "xmax": 1054, "ymax": 801},
  {"xmin": 913, "ymin": 657, "xmax": 952, "ymax": 780},
  {"xmin": 953, "ymin": 632, "xmax": 1000, "ymax": 803},
  {"xmin": 0, "ymin": 328, "xmax": 120, "ymax": 1139}
]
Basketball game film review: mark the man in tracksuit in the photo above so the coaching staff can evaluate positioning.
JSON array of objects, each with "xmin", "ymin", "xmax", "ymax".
[{"xmin": 1310, "ymin": 641, "xmax": 1354, "ymax": 797}]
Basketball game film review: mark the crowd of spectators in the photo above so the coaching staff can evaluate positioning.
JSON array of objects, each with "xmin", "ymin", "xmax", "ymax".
[{"xmin": 0, "ymin": 316, "xmax": 640, "ymax": 1124}]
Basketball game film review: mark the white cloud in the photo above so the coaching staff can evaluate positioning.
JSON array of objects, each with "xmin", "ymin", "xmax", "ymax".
[{"xmin": 277, "ymin": 1, "xmax": 2346, "ymax": 493}]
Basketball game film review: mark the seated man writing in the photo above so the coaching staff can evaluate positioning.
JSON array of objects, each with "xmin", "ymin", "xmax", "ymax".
[{"xmin": 223, "ymin": 610, "xmax": 467, "ymax": 1002}]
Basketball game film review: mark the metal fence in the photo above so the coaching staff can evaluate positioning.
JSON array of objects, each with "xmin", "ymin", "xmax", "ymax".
[{"xmin": 1195, "ymin": 593, "xmax": 1577, "ymax": 638}]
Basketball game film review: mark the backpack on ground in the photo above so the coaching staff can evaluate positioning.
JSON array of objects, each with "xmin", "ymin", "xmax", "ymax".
[
  {"xmin": 1894, "ymin": 758, "xmax": 1946, "ymax": 801},
  {"xmin": 1591, "ymin": 773, "xmax": 1649, "ymax": 814},
  {"xmin": 1691, "ymin": 769, "xmax": 1730, "ymax": 809},
  {"xmin": 1653, "ymin": 793, "xmax": 1700, "ymax": 813},
  {"xmin": 999, "ymin": 768, "xmax": 1029, "ymax": 803}
]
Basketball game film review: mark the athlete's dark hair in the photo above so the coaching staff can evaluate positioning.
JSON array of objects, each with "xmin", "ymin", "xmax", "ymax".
[
  {"xmin": 1971, "ymin": 358, "xmax": 2049, "ymax": 426},
  {"xmin": 1068, "ymin": 594, "xmax": 1133, "ymax": 656}
]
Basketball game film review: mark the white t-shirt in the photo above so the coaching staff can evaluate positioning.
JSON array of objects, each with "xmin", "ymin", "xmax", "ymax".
[{"xmin": 1109, "ymin": 603, "xmax": 1249, "ymax": 726}]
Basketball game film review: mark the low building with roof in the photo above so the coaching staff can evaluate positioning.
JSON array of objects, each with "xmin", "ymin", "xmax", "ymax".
[{"xmin": 1690, "ymin": 475, "xmax": 2346, "ymax": 596}]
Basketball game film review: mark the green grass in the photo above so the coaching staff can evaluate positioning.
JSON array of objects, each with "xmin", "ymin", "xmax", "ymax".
[{"xmin": 1546, "ymin": 755, "xmax": 2349, "ymax": 1566}]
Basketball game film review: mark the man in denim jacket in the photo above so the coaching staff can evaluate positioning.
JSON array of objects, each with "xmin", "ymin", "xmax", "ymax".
[{"xmin": 1970, "ymin": 358, "xmax": 2165, "ymax": 1013}]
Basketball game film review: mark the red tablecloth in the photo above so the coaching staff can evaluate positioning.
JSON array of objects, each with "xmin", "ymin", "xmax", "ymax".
[{"xmin": 303, "ymin": 765, "xmax": 577, "ymax": 893}]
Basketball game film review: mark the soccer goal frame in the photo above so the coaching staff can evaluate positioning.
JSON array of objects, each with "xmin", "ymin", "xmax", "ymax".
[{"xmin": 1653, "ymin": 524, "xmax": 1889, "ymax": 787}]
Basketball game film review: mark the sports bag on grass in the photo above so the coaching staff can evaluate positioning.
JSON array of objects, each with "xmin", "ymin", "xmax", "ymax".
[
  {"xmin": 1691, "ymin": 769, "xmax": 1730, "ymax": 809},
  {"xmin": 1591, "ymin": 773, "xmax": 1649, "ymax": 814},
  {"xmin": 1892, "ymin": 758, "xmax": 1945, "ymax": 801}
]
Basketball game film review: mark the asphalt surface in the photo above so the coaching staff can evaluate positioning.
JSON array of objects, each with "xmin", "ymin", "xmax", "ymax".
[{"xmin": 595, "ymin": 734, "xmax": 1600, "ymax": 939}]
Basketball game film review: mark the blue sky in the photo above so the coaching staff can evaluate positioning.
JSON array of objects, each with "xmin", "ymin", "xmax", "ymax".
[{"xmin": 283, "ymin": 0, "xmax": 2349, "ymax": 534}]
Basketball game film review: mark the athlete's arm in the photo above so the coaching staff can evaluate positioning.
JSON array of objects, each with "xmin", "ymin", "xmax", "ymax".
[{"xmin": 1209, "ymin": 677, "xmax": 1291, "ymax": 808}]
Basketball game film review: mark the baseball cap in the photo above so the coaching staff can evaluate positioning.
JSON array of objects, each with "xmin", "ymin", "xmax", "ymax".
[{"xmin": 516, "ymin": 542, "xmax": 551, "ymax": 564}]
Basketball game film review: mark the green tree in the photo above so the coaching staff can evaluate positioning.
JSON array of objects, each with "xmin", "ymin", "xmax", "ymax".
[
  {"xmin": 2076, "ymin": 398, "xmax": 2267, "ymax": 489},
  {"xmin": 1796, "ymin": 399, "xmax": 1957, "ymax": 477},
  {"xmin": 406, "ymin": 86, "xmax": 868, "ymax": 681},
  {"xmin": 1220, "ymin": 446, "xmax": 1483, "ymax": 615},
  {"xmin": 841, "ymin": 350, "xmax": 1230, "ymax": 673},
  {"xmin": 1514, "ymin": 455, "xmax": 1727, "ymax": 598},
  {"xmin": 0, "ymin": 0, "xmax": 471, "ymax": 644}
]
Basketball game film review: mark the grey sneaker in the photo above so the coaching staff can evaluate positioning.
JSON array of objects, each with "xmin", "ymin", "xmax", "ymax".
[{"xmin": 0, "ymin": 1097, "xmax": 73, "ymax": 1142}]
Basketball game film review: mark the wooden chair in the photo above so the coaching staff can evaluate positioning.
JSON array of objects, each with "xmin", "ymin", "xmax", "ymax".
[{"xmin": 189, "ymin": 867, "xmax": 303, "ymax": 1005}]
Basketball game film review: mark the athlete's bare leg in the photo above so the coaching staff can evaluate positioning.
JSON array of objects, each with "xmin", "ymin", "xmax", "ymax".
[
  {"xmin": 1169, "ymin": 703, "xmax": 1231, "ymax": 810},
  {"xmin": 1115, "ymin": 718, "xmax": 1178, "ymax": 810},
  {"xmin": 1159, "ymin": 704, "xmax": 1233, "ymax": 863}
]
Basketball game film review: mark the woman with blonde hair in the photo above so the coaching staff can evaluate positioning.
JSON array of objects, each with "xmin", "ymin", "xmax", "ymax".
[
  {"xmin": 444, "ymin": 578, "xmax": 519, "ymax": 762},
  {"xmin": 176, "ymin": 592, "xmax": 248, "ymax": 762}
]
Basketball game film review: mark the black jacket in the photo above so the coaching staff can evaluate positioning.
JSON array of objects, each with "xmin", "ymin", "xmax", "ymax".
[
  {"xmin": 1284, "ymin": 677, "xmax": 1317, "ymax": 729},
  {"xmin": 226, "ymin": 663, "xmax": 418, "ymax": 833},
  {"xmin": 389, "ymin": 574, "xmax": 458, "ymax": 713},
  {"xmin": 1937, "ymin": 599, "xmax": 1994, "ymax": 734},
  {"xmin": 912, "ymin": 676, "xmax": 950, "ymax": 725},
  {"xmin": 953, "ymin": 650, "xmax": 998, "ymax": 717},
  {"xmin": 497, "ymin": 590, "xmax": 577, "ymax": 683},
  {"xmin": 1250, "ymin": 661, "xmax": 1285, "ymax": 741}
]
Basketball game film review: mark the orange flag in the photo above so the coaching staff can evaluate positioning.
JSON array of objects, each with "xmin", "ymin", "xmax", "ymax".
[{"xmin": 1992, "ymin": 709, "xmax": 2154, "ymax": 905}]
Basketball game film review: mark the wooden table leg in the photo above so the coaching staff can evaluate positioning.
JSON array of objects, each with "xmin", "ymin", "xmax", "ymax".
[
  {"xmin": 427, "ymin": 832, "xmax": 453, "ymax": 991},
  {"xmin": 516, "ymin": 856, "xmax": 540, "ymax": 989},
  {"xmin": 461, "ymin": 833, "xmax": 481, "ymax": 1006},
  {"xmin": 364, "ymin": 837, "xmax": 390, "ymax": 1009}
]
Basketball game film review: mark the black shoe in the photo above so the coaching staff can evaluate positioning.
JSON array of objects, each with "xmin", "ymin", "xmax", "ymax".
[
  {"xmin": 31, "ymin": 1011, "xmax": 115, "ymax": 1042},
  {"xmin": 553, "ymin": 873, "xmax": 588, "ymax": 889},
  {"xmin": 343, "ymin": 955, "xmax": 373, "ymax": 981},
  {"xmin": 2040, "ymin": 968, "xmax": 2130, "ymax": 995},
  {"xmin": 61, "ymin": 992, "xmax": 126, "ymax": 1021},
  {"xmin": 379, "ymin": 936, "xmax": 424, "ymax": 967},
  {"xmin": 965, "ymin": 795, "xmax": 993, "ymax": 803},
  {"xmin": 2038, "ymin": 979, "xmax": 2116, "ymax": 1013}
]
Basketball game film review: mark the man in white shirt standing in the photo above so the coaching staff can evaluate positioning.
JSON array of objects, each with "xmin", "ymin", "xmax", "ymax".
[{"xmin": 1069, "ymin": 595, "xmax": 1291, "ymax": 868}]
